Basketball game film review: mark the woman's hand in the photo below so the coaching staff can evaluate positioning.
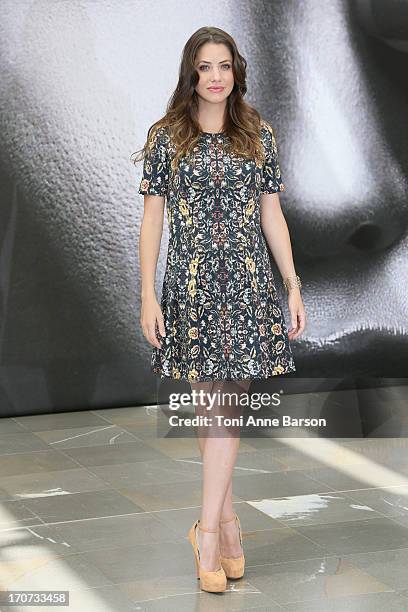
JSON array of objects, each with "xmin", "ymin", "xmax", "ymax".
[
  {"xmin": 287, "ymin": 288, "xmax": 306, "ymax": 340},
  {"xmin": 140, "ymin": 293, "xmax": 166, "ymax": 349}
]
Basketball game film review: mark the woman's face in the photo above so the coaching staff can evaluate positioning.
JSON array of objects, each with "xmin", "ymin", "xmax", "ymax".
[{"xmin": 194, "ymin": 42, "xmax": 234, "ymax": 105}]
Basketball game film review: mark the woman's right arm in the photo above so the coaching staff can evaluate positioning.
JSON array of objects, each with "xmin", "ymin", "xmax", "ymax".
[{"xmin": 139, "ymin": 195, "xmax": 166, "ymax": 349}]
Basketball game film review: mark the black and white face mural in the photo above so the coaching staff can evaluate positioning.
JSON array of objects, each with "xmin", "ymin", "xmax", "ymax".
[{"xmin": 0, "ymin": 1, "xmax": 406, "ymax": 416}]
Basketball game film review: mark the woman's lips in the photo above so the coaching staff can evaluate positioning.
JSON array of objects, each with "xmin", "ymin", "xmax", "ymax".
[{"xmin": 208, "ymin": 87, "xmax": 224, "ymax": 92}]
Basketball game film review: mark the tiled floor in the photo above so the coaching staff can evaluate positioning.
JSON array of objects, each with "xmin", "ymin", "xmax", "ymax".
[{"xmin": 1, "ymin": 391, "xmax": 408, "ymax": 611}]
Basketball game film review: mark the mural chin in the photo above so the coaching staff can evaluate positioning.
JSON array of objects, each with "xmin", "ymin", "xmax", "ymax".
[{"xmin": 295, "ymin": 328, "xmax": 408, "ymax": 378}]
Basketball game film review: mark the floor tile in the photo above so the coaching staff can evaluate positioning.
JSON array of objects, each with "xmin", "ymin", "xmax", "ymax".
[
  {"xmin": 282, "ymin": 591, "xmax": 408, "ymax": 611},
  {"xmin": 245, "ymin": 555, "xmax": 389, "ymax": 605},
  {"xmin": 151, "ymin": 502, "xmax": 284, "ymax": 539},
  {"xmin": 87, "ymin": 458, "xmax": 202, "ymax": 488},
  {"xmin": 241, "ymin": 525, "xmax": 329, "ymax": 565},
  {"xmin": 28, "ymin": 512, "xmax": 177, "ymax": 554},
  {"xmin": 0, "ymin": 467, "xmax": 110, "ymax": 502},
  {"xmin": 343, "ymin": 485, "xmax": 408, "ymax": 518},
  {"xmin": 0, "ymin": 547, "xmax": 113, "ymax": 592},
  {"xmin": 0, "ymin": 433, "xmax": 50, "ymax": 454},
  {"xmin": 0, "ymin": 419, "xmax": 28, "ymax": 434},
  {"xmin": 343, "ymin": 548, "xmax": 408, "ymax": 591},
  {"xmin": 132, "ymin": 586, "xmax": 278, "ymax": 611},
  {"xmin": 0, "ymin": 500, "xmax": 45, "ymax": 530},
  {"xmin": 230, "ymin": 470, "xmax": 335, "ymax": 501},
  {"xmin": 0, "ymin": 450, "xmax": 82, "ymax": 478},
  {"xmin": 14, "ymin": 411, "xmax": 110, "ymax": 432},
  {"xmin": 117, "ymin": 479, "xmax": 242, "ymax": 512},
  {"xmin": 84, "ymin": 540, "xmax": 194, "ymax": 584},
  {"xmin": 248, "ymin": 492, "xmax": 381, "ymax": 526},
  {"xmin": 33, "ymin": 425, "xmax": 138, "ymax": 449},
  {"xmin": 22, "ymin": 488, "xmax": 143, "ymax": 522},
  {"xmin": 303, "ymin": 465, "xmax": 408, "ymax": 491},
  {"xmin": 59, "ymin": 441, "xmax": 166, "ymax": 467},
  {"xmin": 294, "ymin": 517, "xmax": 408, "ymax": 556}
]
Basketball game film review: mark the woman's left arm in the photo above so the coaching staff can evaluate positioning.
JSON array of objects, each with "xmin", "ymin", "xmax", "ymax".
[{"xmin": 260, "ymin": 193, "xmax": 307, "ymax": 340}]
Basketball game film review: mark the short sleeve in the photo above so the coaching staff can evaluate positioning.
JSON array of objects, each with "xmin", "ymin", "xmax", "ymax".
[
  {"xmin": 138, "ymin": 125, "xmax": 170, "ymax": 196},
  {"xmin": 260, "ymin": 121, "xmax": 285, "ymax": 194}
]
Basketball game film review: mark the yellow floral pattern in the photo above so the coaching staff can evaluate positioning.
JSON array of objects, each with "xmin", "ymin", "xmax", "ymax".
[{"xmin": 138, "ymin": 119, "xmax": 296, "ymax": 381}]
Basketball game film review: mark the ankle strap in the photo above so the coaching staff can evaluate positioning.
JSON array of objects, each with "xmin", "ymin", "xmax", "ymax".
[
  {"xmin": 219, "ymin": 513, "xmax": 237, "ymax": 524},
  {"xmin": 198, "ymin": 521, "xmax": 219, "ymax": 533}
]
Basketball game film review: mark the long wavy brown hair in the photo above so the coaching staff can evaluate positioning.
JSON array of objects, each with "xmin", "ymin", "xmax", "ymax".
[{"xmin": 131, "ymin": 26, "xmax": 269, "ymax": 171}]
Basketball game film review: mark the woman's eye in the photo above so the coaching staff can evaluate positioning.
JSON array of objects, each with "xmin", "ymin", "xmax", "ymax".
[{"xmin": 198, "ymin": 64, "xmax": 231, "ymax": 71}]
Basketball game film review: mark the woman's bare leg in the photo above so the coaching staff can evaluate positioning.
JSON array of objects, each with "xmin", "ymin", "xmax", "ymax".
[
  {"xmin": 190, "ymin": 378, "xmax": 251, "ymax": 571},
  {"xmin": 218, "ymin": 379, "xmax": 251, "ymax": 558},
  {"xmin": 191, "ymin": 381, "xmax": 214, "ymax": 457}
]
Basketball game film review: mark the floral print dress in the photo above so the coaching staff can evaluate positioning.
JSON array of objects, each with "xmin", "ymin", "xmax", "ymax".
[{"xmin": 138, "ymin": 119, "xmax": 296, "ymax": 381}]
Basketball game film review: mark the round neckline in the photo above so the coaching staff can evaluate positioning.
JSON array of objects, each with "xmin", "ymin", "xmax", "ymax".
[{"xmin": 200, "ymin": 131, "xmax": 226, "ymax": 136}]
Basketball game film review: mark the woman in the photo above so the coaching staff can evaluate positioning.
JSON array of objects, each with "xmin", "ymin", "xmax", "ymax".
[{"xmin": 133, "ymin": 26, "xmax": 306, "ymax": 593}]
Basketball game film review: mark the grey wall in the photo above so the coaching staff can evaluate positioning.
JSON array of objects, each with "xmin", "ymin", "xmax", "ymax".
[{"xmin": 0, "ymin": 0, "xmax": 407, "ymax": 416}]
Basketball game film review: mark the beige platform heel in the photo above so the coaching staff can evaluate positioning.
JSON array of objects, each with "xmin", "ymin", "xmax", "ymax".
[
  {"xmin": 188, "ymin": 519, "xmax": 227, "ymax": 592},
  {"xmin": 219, "ymin": 512, "xmax": 245, "ymax": 579}
]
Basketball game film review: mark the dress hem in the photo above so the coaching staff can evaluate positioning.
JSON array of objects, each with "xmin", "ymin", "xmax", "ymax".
[{"xmin": 151, "ymin": 363, "xmax": 297, "ymax": 382}]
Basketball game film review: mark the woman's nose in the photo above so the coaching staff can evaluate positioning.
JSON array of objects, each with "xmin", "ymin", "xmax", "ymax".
[{"xmin": 210, "ymin": 68, "xmax": 222, "ymax": 81}]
